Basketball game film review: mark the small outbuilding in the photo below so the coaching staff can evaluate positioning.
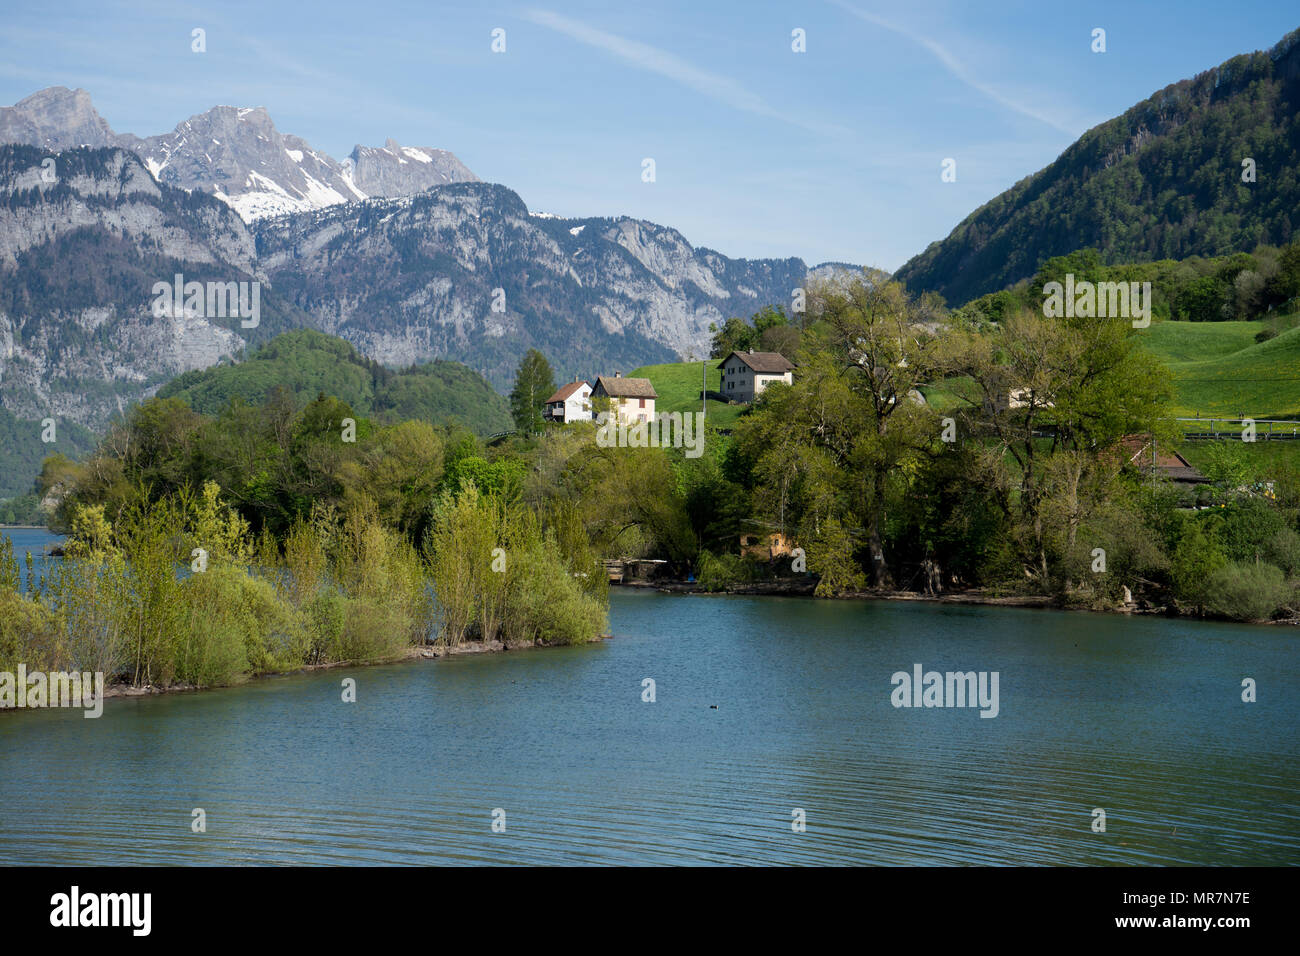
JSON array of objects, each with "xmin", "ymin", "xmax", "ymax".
[{"xmin": 1118, "ymin": 436, "xmax": 1209, "ymax": 485}]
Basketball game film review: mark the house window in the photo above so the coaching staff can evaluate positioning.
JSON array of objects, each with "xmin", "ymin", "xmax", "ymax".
[{"xmin": 639, "ymin": 398, "xmax": 646, "ymax": 408}]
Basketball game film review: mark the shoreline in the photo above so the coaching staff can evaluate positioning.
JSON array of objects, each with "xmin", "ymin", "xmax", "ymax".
[
  {"xmin": 619, "ymin": 579, "xmax": 1300, "ymax": 625},
  {"xmin": 2, "ymin": 633, "xmax": 613, "ymax": 712}
]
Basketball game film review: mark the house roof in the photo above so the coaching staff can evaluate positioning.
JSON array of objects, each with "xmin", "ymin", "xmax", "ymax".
[
  {"xmin": 1119, "ymin": 436, "xmax": 1190, "ymax": 470},
  {"xmin": 545, "ymin": 380, "xmax": 590, "ymax": 404},
  {"xmin": 594, "ymin": 375, "xmax": 657, "ymax": 399},
  {"xmin": 1118, "ymin": 436, "xmax": 1209, "ymax": 483},
  {"xmin": 719, "ymin": 350, "xmax": 794, "ymax": 374}
]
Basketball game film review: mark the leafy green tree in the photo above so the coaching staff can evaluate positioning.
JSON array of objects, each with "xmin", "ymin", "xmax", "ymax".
[
  {"xmin": 733, "ymin": 273, "xmax": 940, "ymax": 589},
  {"xmin": 708, "ymin": 316, "xmax": 759, "ymax": 357},
  {"xmin": 509, "ymin": 349, "xmax": 555, "ymax": 436},
  {"xmin": 1170, "ymin": 520, "xmax": 1228, "ymax": 603},
  {"xmin": 945, "ymin": 304, "xmax": 1173, "ymax": 586},
  {"xmin": 709, "ymin": 306, "xmax": 797, "ymax": 358},
  {"xmin": 1174, "ymin": 275, "xmax": 1229, "ymax": 322},
  {"xmin": 1264, "ymin": 240, "xmax": 1300, "ymax": 303},
  {"xmin": 1199, "ymin": 442, "xmax": 1257, "ymax": 493}
]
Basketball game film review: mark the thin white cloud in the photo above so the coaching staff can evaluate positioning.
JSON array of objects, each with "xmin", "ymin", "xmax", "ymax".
[
  {"xmin": 829, "ymin": 0, "xmax": 1077, "ymax": 136},
  {"xmin": 523, "ymin": 8, "xmax": 840, "ymax": 135}
]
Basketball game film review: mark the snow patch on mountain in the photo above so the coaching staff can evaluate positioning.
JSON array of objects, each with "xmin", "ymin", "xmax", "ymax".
[{"xmin": 0, "ymin": 88, "xmax": 481, "ymax": 224}]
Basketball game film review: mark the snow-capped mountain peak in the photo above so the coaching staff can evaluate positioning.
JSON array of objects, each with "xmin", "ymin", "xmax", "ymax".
[{"xmin": 0, "ymin": 88, "xmax": 479, "ymax": 222}]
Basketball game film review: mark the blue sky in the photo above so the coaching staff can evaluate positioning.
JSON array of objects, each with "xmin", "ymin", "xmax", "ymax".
[{"xmin": 2, "ymin": 1, "xmax": 1295, "ymax": 270}]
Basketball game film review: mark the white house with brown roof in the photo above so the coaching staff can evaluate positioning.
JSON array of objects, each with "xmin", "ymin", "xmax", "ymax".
[
  {"xmin": 719, "ymin": 349, "xmax": 794, "ymax": 403},
  {"xmin": 592, "ymin": 373, "xmax": 657, "ymax": 425},
  {"xmin": 545, "ymin": 380, "xmax": 592, "ymax": 423}
]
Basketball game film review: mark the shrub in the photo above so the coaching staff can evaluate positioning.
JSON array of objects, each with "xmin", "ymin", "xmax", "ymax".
[
  {"xmin": 302, "ymin": 591, "xmax": 345, "ymax": 664},
  {"xmin": 1217, "ymin": 498, "xmax": 1285, "ymax": 562},
  {"xmin": 696, "ymin": 550, "xmax": 756, "ymax": 592},
  {"xmin": 1264, "ymin": 526, "xmax": 1300, "ymax": 577},
  {"xmin": 0, "ymin": 589, "xmax": 62, "ymax": 676},
  {"xmin": 501, "ymin": 538, "xmax": 606, "ymax": 646},
  {"xmin": 332, "ymin": 501, "xmax": 435, "ymax": 651},
  {"xmin": 48, "ymin": 554, "xmax": 131, "ymax": 678},
  {"xmin": 1202, "ymin": 561, "xmax": 1292, "ymax": 621},
  {"xmin": 334, "ymin": 596, "xmax": 412, "ymax": 662},
  {"xmin": 178, "ymin": 566, "xmax": 305, "ymax": 685}
]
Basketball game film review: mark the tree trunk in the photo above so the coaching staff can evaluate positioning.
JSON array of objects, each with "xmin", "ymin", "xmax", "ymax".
[{"xmin": 868, "ymin": 471, "xmax": 894, "ymax": 589}]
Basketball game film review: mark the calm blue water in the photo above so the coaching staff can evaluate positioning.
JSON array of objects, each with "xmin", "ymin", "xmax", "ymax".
[
  {"xmin": 1, "ymin": 526, "xmax": 63, "ymax": 591},
  {"xmin": 1, "ymin": 528, "xmax": 1296, "ymax": 865}
]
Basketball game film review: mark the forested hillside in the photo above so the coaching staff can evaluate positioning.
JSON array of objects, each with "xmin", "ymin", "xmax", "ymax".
[
  {"xmin": 157, "ymin": 330, "xmax": 512, "ymax": 436},
  {"xmin": 0, "ymin": 406, "xmax": 96, "ymax": 500},
  {"xmin": 896, "ymin": 28, "xmax": 1300, "ymax": 304}
]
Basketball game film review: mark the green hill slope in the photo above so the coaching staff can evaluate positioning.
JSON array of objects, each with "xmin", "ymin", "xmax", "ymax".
[
  {"xmin": 896, "ymin": 28, "xmax": 1300, "ymax": 305},
  {"xmin": 1138, "ymin": 317, "xmax": 1300, "ymax": 418},
  {"xmin": 158, "ymin": 329, "xmax": 512, "ymax": 435}
]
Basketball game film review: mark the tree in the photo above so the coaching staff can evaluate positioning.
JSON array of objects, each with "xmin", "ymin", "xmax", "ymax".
[
  {"xmin": 732, "ymin": 272, "xmax": 940, "ymax": 589},
  {"xmin": 709, "ymin": 306, "xmax": 796, "ymax": 358},
  {"xmin": 709, "ymin": 317, "xmax": 758, "ymax": 357},
  {"xmin": 945, "ymin": 305, "xmax": 1173, "ymax": 585},
  {"xmin": 509, "ymin": 349, "xmax": 556, "ymax": 436}
]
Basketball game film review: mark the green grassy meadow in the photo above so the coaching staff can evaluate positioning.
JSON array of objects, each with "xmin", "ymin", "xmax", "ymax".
[
  {"xmin": 627, "ymin": 360, "xmax": 749, "ymax": 428},
  {"xmin": 1136, "ymin": 317, "xmax": 1300, "ymax": 419}
]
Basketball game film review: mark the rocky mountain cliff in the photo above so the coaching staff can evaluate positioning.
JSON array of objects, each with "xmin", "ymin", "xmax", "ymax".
[
  {"xmin": 348, "ymin": 139, "xmax": 476, "ymax": 199},
  {"xmin": 0, "ymin": 87, "xmax": 479, "ymax": 221},
  {"xmin": 0, "ymin": 87, "xmax": 134, "ymax": 151},
  {"xmin": 254, "ymin": 183, "xmax": 811, "ymax": 386},
  {"xmin": 0, "ymin": 141, "xmax": 828, "ymax": 487},
  {"xmin": 0, "ymin": 144, "xmax": 309, "ymax": 435}
]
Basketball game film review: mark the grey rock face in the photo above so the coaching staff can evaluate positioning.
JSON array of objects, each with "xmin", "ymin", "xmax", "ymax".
[
  {"xmin": 137, "ymin": 109, "xmax": 479, "ymax": 221},
  {"xmin": 0, "ymin": 87, "xmax": 134, "ymax": 151},
  {"xmin": 0, "ymin": 88, "xmax": 479, "ymax": 223},
  {"xmin": 254, "ymin": 183, "xmax": 814, "ymax": 386},
  {"xmin": 348, "ymin": 139, "xmax": 478, "ymax": 197},
  {"xmin": 135, "ymin": 105, "xmax": 367, "ymax": 220},
  {"xmin": 0, "ymin": 146, "xmax": 256, "ymax": 271},
  {"xmin": 0, "ymin": 145, "xmax": 286, "ymax": 433}
]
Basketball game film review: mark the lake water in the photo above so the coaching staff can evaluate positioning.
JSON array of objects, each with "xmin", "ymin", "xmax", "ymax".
[
  {"xmin": 1, "ymin": 526, "xmax": 63, "ymax": 591},
  {"xmin": 1, "ymin": 528, "xmax": 1296, "ymax": 865}
]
